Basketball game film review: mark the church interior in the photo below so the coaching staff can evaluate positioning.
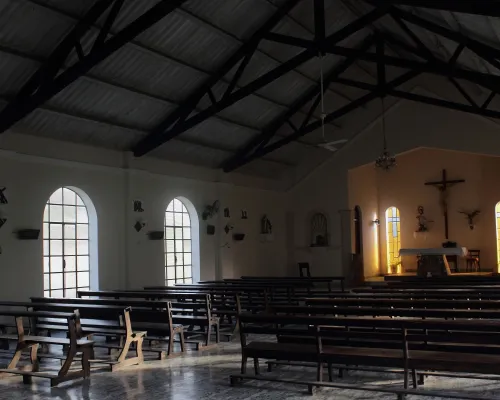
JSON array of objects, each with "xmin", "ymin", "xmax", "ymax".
[{"xmin": 1, "ymin": 0, "xmax": 500, "ymax": 399}]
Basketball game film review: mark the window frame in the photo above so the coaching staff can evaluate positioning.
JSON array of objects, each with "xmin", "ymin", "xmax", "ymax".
[{"xmin": 385, "ymin": 206, "xmax": 401, "ymax": 274}]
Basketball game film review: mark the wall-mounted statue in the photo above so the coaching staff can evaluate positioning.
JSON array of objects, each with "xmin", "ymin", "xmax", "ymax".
[
  {"xmin": 416, "ymin": 206, "xmax": 430, "ymax": 232},
  {"xmin": 459, "ymin": 209, "xmax": 480, "ymax": 230},
  {"xmin": 261, "ymin": 215, "xmax": 272, "ymax": 234}
]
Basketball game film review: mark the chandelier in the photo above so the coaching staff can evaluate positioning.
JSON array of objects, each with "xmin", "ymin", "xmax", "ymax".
[{"xmin": 375, "ymin": 97, "xmax": 396, "ymax": 171}]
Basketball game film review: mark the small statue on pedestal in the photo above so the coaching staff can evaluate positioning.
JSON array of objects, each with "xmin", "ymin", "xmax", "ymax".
[{"xmin": 416, "ymin": 206, "xmax": 429, "ymax": 232}]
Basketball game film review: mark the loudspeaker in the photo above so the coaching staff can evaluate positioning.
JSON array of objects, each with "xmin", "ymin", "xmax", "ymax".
[{"xmin": 17, "ymin": 229, "xmax": 40, "ymax": 240}]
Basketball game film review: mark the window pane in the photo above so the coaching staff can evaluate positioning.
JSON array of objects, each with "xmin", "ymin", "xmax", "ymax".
[
  {"xmin": 183, "ymin": 228, "xmax": 191, "ymax": 239},
  {"xmin": 166, "ymin": 253, "xmax": 175, "ymax": 267},
  {"xmin": 64, "ymin": 206, "xmax": 76, "ymax": 223},
  {"xmin": 175, "ymin": 240, "xmax": 183, "ymax": 252},
  {"xmin": 64, "ymin": 240, "xmax": 76, "ymax": 255},
  {"xmin": 44, "ymin": 274, "xmax": 50, "ymax": 290},
  {"xmin": 50, "ymin": 273, "xmax": 63, "ymax": 290},
  {"xmin": 44, "ymin": 291, "xmax": 50, "ymax": 298},
  {"xmin": 64, "ymin": 224, "xmax": 76, "ymax": 239},
  {"xmin": 43, "ymin": 240, "xmax": 49, "ymax": 256},
  {"xmin": 173, "ymin": 199, "xmax": 182, "ymax": 212},
  {"xmin": 51, "ymin": 240, "xmax": 63, "ymax": 256},
  {"xmin": 65, "ymin": 288, "xmax": 77, "ymax": 298},
  {"xmin": 50, "ymin": 205, "xmax": 63, "ymax": 222},
  {"xmin": 166, "ymin": 267, "xmax": 175, "ymax": 279},
  {"xmin": 77, "ymin": 256, "xmax": 89, "ymax": 271},
  {"xmin": 65, "ymin": 256, "xmax": 76, "ymax": 271},
  {"xmin": 43, "ymin": 257, "xmax": 50, "ymax": 273},
  {"xmin": 167, "ymin": 201, "xmax": 174, "ymax": 212},
  {"xmin": 63, "ymin": 188, "xmax": 76, "ymax": 205},
  {"xmin": 65, "ymin": 272, "xmax": 76, "ymax": 288},
  {"xmin": 49, "ymin": 189, "xmax": 63, "ymax": 204},
  {"xmin": 50, "ymin": 224, "xmax": 62, "ymax": 239},
  {"xmin": 183, "ymin": 240, "xmax": 191, "ymax": 253},
  {"xmin": 165, "ymin": 212, "xmax": 174, "ymax": 225},
  {"xmin": 76, "ymin": 195, "xmax": 84, "ymax": 206},
  {"xmin": 175, "ymin": 227, "xmax": 183, "ymax": 239},
  {"xmin": 176, "ymin": 266, "xmax": 183, "ymax": 279},
  {"xmin": 184, "ymin": 253, "xmax": 191, "ymax": 265},
  {"xmin": 51, "ymin": 289, "xmax": 63, "ymax": 298},
  {"xmin": 77, "ymin": 240, "xmax": 88, "ymax": 255},
  {"xmin": 174, "ymin": 213, "xmax": 182, "ymax": 226},
  {"xmin": 77, "ymin": 272, "xmax": 89, "ymax": 287},
  {"xmin": 184, "ymin": 265, "xmax": 191, "ymax": 277},
  {"xmin": 165, "ymin": 240, "xmax": 174, "ymax": 253},
  {"xmin": 167, "ymin": 279, "xmax": 175, "ymax": 287},
  {"xmin": 182, "ymin": 213, "xmax": 190, "ymax": 227},
  {"xmin": 77, "ymin": 224, "xmax": 88, "ymax": 239},
  {"xmin": 76, "ymin": 207, "xmax": 88, "ymax": 223},
  {"xmin": 176, "ymin": 253, "xmax": 184, "ymax": 265},
  {"xmin": 43, "ymin": 207, "xmax": 49, "ymax": 222},
  {"xmin": 51, "ymin": 257, "xmax": 63, "ymax": 272},
  {"xmin": 184, "ymin": 278, "xmax": 192, "ymax": 284},
  {"xmin": 165, "ymin": 227, "xmax": 174, "ymax": 239}
]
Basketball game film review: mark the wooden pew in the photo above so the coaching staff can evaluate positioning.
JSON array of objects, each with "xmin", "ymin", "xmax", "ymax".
[
  {"xmin": 77, "ymin": 290, "xmax": 219, "ymax": 349},
  {"xmin": 231, "ymin": 313, "xmax": 500, "ymax": 399},
  {"xmin": 0, "ymin": 310, "xmax": 93, "ymax": 386},
  {"xmin": 239, "ymin": 276, "xmax": 346, "ymax": 292},
  {"xmin": 30, "ymin": 297, "xmax": 185, "ymax": 359},
  {"xmin": 26, "ymin": 303, "xmax": 145, "ymax": 370}
]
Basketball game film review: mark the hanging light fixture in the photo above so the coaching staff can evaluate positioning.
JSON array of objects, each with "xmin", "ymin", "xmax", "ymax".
[{"xmin": 375, "ymin": 97, "xmax": 396, "ymax": 171}]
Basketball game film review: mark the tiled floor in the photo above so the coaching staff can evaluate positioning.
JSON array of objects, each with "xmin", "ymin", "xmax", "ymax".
[{"xmin": 0, "ymin": 338, "xmax": 499, "ymax": 399}]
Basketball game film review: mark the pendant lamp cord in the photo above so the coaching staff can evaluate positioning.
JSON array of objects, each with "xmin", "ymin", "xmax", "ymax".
[
  {"xmin": 381, "ymin": 97, "xmax": 387, "ymax": 151},
  {"xmin": 319, "ymin": 52, "xmax": 326, "ymax": 142}
]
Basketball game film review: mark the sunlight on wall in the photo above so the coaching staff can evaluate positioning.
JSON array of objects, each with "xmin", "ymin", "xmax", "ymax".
[
  {"xmin": 385, "ymin": 207, "xmax": 401, "ymax": 274},
  {"xmin": 372, "ymin": 213, "xmax": 379, "ymax": 274}
]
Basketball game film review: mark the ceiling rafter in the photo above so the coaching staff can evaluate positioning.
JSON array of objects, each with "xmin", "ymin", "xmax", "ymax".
[
  {"xmin": 132, "ymin": 6, "xmax": 389, "ymax": 157},
  {"xmin": 23, "ymin": 0, "xmax": 325, "ymax": 134},
  {"xmin": 366, "ymin": 1, "xmax": 500, "ymax": 18},
  {"xmin": 0, "ymin": 0, "xmax": 187, "ymax": 134}
]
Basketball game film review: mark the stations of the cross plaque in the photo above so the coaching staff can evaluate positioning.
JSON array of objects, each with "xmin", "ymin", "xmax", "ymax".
[{"xmin": 425, "ymin": 169, "xmax": 465, "ymax": 240}]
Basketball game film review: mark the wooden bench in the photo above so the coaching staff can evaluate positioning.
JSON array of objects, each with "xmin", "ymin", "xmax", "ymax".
[
  {"xmin": 0, "ymin": 310, "xmax": 93, "ymax": 386},
  {"xmin": 231, "ymin": 313, "xmax": 500, "ymax": 399},
  {"xmin": 31, "ymin": 297, "xmax": 185, "ymax": 359},
  {"xmin": 26, "ymin": 303, "xmax": 145, "ymax": 371},
  {"xmin": 239, "ymin": 276, "xmax": 346, "ymax": 292},
  {"xmin": 77, "ymin": 290, "xmax": 219, "ymax": 350}
]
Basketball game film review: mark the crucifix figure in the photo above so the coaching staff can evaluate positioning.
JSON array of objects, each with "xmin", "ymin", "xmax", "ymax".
[{"xmin": 425, "ymin": 169, "xmax": 465, "ymax": 240}]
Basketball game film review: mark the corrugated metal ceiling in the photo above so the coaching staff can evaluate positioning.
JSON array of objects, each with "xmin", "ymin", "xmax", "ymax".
[{"xmin": 0, "ymin": 0, "xmax": 498, "ymax": 180}]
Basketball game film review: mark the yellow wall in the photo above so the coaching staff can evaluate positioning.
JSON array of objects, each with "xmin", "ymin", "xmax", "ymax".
[{"xmin": 349, "ymin": 148, "xmax": 500, "ymax": 276}]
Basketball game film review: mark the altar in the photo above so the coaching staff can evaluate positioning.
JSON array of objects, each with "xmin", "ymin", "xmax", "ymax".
[{"xmin": 399, "ymin": 247, "xmax": 468, "ymax": 277}]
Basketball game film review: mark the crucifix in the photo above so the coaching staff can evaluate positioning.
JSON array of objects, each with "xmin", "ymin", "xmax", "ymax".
[{"xmin": 425, "ymin": 169, "xmax": 465, "ymax": 240}]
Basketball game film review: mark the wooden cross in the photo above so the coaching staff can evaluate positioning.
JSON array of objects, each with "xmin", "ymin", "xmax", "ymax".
[{"xmin": 425, "ymin": 169, "xmax": 465, "ymax": 240}]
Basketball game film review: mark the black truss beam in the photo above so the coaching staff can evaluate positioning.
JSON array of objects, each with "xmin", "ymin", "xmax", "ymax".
[
  {"xmin": 224, "ymin": 70, "xmax": 420, "ymax": 172},
  {"xmin": 367, "ymin": 0, "xmax": 500, "ymax": 18},
  {"xmin": 0, "ymin": 0, "xmax": 186, "ymax": 134},
  {"xmin": 334, "ymin": 76, "xmax": 500, "ymax": 119},
  {"xmin": 132, "ymin": 7, "xmax": 389, "ymax": 157},
  {"xmin": 221, "ymin": 36, "xmax": 375, "ymax": 172}
]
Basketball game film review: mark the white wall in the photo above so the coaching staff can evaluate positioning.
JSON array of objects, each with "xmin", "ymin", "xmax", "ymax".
[
  {"xmin": 0, "ymin": 133, "xmax": 289, "ymax": 300},
  {"xmin": 290, "ymin": 87, "xmax": 500, "ymax": 278}
]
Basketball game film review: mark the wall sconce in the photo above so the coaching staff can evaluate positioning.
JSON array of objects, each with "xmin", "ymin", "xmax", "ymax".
[{"xmin": 372, "ymin": 218, "xmax": 380, "ymax": 225}]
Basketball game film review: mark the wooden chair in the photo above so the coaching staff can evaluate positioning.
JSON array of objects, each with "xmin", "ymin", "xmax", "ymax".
[
  {"xmin": 465, "ymin": 249, "xmax": 480, "ymax": 272},
  {"xmin": 298, "ymin": 262, "xmax": 311, "ymax": 278}
]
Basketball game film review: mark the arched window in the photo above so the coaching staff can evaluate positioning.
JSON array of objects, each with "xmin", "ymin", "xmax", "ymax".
[
  {"xmin": 165, "ymin": 198, "xmax": 193, "ymax": 285},
  {"xmin": 385, "ymin": 206, "xmax": 401, "ymax": 274},
  {"xmin": 43, "ymin": 187, "xmax": 97, "ymax": 298},
  {"xmin": 496, "ymin": 203, "xmax": 500, "ymax": 272}
]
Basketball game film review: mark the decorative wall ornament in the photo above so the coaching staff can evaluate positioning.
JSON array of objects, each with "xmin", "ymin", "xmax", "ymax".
[
  {"xmin": 206, "ymin": 225, "xmax": 215, "ymax": 235},
  {"xmin": 241, "ymin": 210, "xmax": 248, "ymax": 220},
  {"xmin": 134, "ymin": 220, "xmax": 146, "ymax": 232},
  {"xmin": 223, "ymin": 208, "xmax": 230, "ymax": 218},
  {"xmin": 224, "ymin": 224, "xmax": 233, "ymax": 235},
  {"xmin": 311, "ymin": 212, "xmax": 328, "ymax": 247},
  {"xmin": 147, "ymin": 231, "xmax": 164, "ymax": 240},
  {"xmin": 202, "ymin": 200, "xmax": 219, "ymax": 220},
  {"xmin": 0, "ymin": 187, "xmax": 7, "ymax": 204},
  {"xmin": 16, "ymin": 229, "xmax": 40, "ymax": 240},
  {"xmin": 459, "ymin": 209, "xmax": 480, "ymax": 230},
  {"xmin": 133, "ymin": 200, "xmax": 144, "ymax": 212},
  {"xmin": 260, "ymin": 215, "xmax": 272, "ymax": 234}
]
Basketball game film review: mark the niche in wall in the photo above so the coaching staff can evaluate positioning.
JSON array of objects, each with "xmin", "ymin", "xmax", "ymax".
[{"xmin": 310, "ymin": 212, "xmax": 328, "ymax": 247}]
